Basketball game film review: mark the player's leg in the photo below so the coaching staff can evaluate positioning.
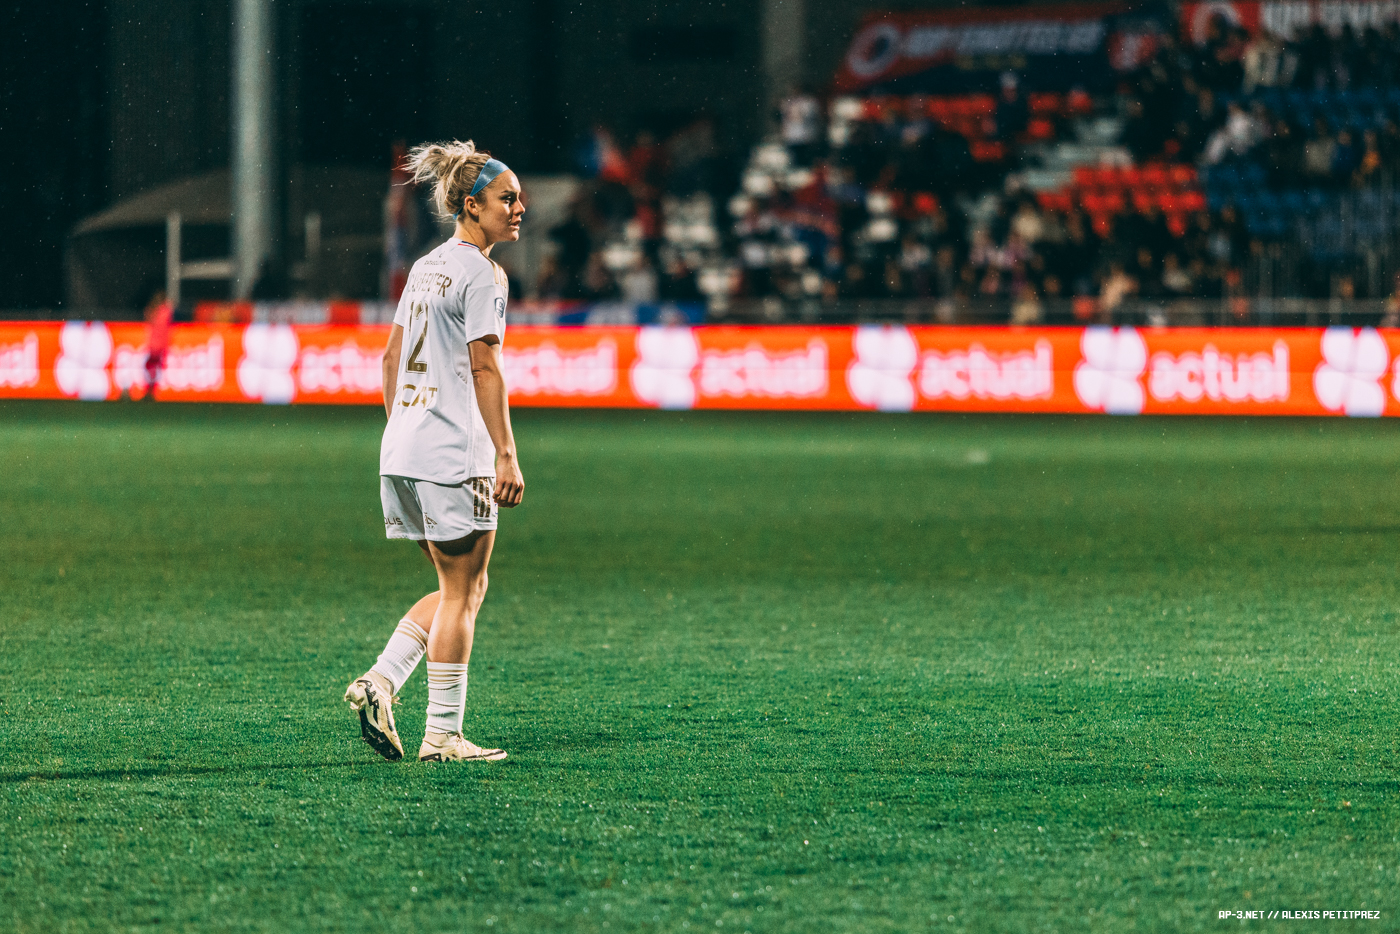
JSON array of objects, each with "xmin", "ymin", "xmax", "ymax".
[
  {"xmin": 346, "ymin": 476, "xmax": 427, "ymax": 760},
  {"xmin": 354, "ymin": 589, "xmax": 439, "ymax": 695},
  {"xmin": 419, "ymin": 529, "xmax": 507, "ymax": 762}
]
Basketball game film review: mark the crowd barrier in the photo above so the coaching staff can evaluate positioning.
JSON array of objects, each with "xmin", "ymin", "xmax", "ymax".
[{"xmin": 3, "ymin": 321, "xmax": 1400, "ymax": 416}]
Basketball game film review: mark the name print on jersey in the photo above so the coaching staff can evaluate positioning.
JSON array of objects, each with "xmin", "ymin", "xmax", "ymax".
[{"xmin": 403, "ymin": 270, "xmax": 454, "ymax": 297}]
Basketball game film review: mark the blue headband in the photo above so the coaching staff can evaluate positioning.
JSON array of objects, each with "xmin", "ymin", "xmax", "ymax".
[{"xmin": 470, "ymin": 158, "xmax": 509, "ymax": 197}]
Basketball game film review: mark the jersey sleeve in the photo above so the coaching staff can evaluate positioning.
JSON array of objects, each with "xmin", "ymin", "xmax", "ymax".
[
  {"xmin": 461, "ymin": 268, "xmax": 507, "ymax": 344},
  {"xmin": 392, "ymin": 289, "xmax": 412, "ymax": 327}
]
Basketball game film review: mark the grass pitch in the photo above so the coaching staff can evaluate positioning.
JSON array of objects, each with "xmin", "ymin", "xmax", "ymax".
[{"xmin": 1, "ymin": 402, "xmax": 1398, "ymax": 933}]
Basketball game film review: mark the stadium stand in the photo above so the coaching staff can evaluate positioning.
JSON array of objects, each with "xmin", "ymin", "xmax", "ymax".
[{"xmin": 538, "ymin": 6, "xmax": 1400, "ymax": 325}]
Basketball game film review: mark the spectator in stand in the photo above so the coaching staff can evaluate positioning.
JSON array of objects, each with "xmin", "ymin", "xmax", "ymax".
[
  {"xmin": 659, "ymin": 253, "xmax": 702, "ymax": 302},
  {"xmin": 1175, "ymin": 89, "xmax": 1223, "ymax": 162},
  {"xmin": 932, "ymin": 245, "xmax": 960, "ymax": 299},
  {"xmin": 1354, "ymin": 129, "xmax": 1383, "ymax": 187},
  {"xmin": 1381, "ymin": 273, "xmax": 1400, "ymax": 327},
  {"xmin": 899, "ymin": 233, "xmax": 934, "ymax": 297},
  {"xmin": 1162, "ymin": 253, "xmax": 1194, "ymax": 297},
  {"xmin": 1010, "ymin": 282, "xmax": 1043, "ymax": 324},
  {"xmin": 1331, "ymin": 129, "xmax": 1359, "ymax": 184},
  {"xmin": 1303, "ymin": 120, "xmax": 1338, "ymax": 184},
  {"xmin": 534, "ymin": 254, "xmax": 566, "ymax": 300},
  {"xmin": 1264, "ymin": 118, "xmax": 1304, "ymax": 187},
  {"xmin": 1122, "ymin": 98, "xmax": 1167, "ymax": 162},
  {"xmin": 548, "ymin": 215, "xmax": 591, "ymax": 297},
  {"xmin": 1009, "ymin": 198, "xmax": 1044, "ymax": 245},
  {"xmin": 1099, "ymin": 264, "xmax": 1138, "ymax": 320},
  {"xmin": 1243, "ymin": 30, "xmax": 1284, "ymax": 91},
  {"xmin": 621, "ymin": 253, "xmax": 659, "ymax": 304},
  {"xmin": 1134, "ymin": 246, "xmax": 1161, "ymax": 299},
  {"xmin": 582, "ymin": 251, "xmax": 619, "ymax": 300},
  {"xmin": 994, "ymin": 73, "xmax": 1028, "ymax": 141},
  {"xmin": 779, "ymin": 85, "xmax": 823, "ymax": 167},
  {"xmin": 1203, "ymin": 101, "xmax": 1265, "ymax": 164}
]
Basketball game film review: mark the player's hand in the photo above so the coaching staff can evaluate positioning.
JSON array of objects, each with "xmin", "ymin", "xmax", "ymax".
[{"xmin": 494, "ymin": 452, "xmax": 524, "ymax": 508}]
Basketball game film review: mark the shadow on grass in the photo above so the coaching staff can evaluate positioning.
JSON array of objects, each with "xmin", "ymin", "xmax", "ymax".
[{"xmin": 1, "ymin": 758, "xmax": 385, "ymax": 784}]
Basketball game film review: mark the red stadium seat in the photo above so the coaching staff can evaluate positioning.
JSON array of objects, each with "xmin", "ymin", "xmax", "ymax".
[
  {"xmin": 1091, "ymin": 214, "xmax": 1113, "ymax": 237},
  {"xmin": 1120, "ymin": 166, "xmax": 1144, "ymax": 189},
  {"xmin": 1093, "ymin": 166, "xmax": 1121, "ymax": 189},
  {"xmin": 1178, "ymin": 190, "xmax": 1206, "ymax": 212},
  {"xmin": 1131, "ymin": 190, "xmax": 1155, "ymax": 214},
  {"xmin": 971, "ymin": 140, "xmax": 1006, "ymax": 162},
  {"xmin": 1073, "ymin": 166, "xmax": 1097, "ymax": 189},
  {"xmin": 1027, "ymin": 118, "xmax": 1055, "ymax": 140},
  {"xmin": 968, "ymin": 94, "xmax": 996, "ymax": 115},
  {"xmin": 1028, "ymin": 92, "xmax": 1062, "ymax": 114},
  {"xmin": 1157, "ymin": 192, "xmax": 1179, "ymax": 213},
  {"xmin": 1141, "ymin": 165, "xmax": 1169, "ymax": 189},
  {"xmin": 1167, "ymin": 213, "xmax": 1188, "ymax": 237},
  {"xmin": 1169, "ymin": 164, "xmax": 1197, "ymax": 187}
]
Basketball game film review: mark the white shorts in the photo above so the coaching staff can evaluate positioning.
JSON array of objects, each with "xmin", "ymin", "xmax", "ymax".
[{"xmin": 381, "ymin": 475, "xmax": 497, "ymax": 541}]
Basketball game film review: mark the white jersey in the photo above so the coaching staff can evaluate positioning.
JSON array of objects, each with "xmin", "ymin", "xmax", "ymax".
[{"xmin": 380, "ymin": 239, "xmax": 508, "ymax": 483}]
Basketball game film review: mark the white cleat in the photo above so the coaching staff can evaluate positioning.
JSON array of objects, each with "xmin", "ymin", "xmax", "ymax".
[
  {"xmin": 418, "ymin": 731, "xmax": 507, "ymax": 763},
  {"xmin": 344, "ymin": 673, "xmax": 404, "ymax": 761}
]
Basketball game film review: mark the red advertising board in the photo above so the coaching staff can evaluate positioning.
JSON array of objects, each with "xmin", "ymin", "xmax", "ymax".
[
  {"xmin": 3, "ymin": 322, "xmax": 1400, "ymax": 416},
  {"xmin": 1180, "ymin": 0, "xmax": 1400, "ymax": 43},
  {"xmin": 832, "ymin": 4, "xmax": 1159, "ymax": 95}
]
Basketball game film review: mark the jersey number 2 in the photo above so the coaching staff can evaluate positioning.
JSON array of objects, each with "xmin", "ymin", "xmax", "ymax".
[{"xmin": 405, "ymin": 329, "xmax": 428, "ymax": 373}]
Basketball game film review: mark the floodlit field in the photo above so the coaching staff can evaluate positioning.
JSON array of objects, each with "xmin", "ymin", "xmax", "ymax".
[{"xmin": 2, "ymin": 402, "xmax": 1398, "ymax": 933}]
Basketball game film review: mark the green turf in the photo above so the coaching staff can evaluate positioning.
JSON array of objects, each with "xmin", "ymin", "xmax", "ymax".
[{"xmin": 1, "ymin": 402, "xmax": 1398, "ymax": 933}]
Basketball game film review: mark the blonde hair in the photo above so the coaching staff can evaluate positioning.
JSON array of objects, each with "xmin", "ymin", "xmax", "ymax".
[{"xmin": 404, "ymin": 139, "xmax": 494, "ymax": 218}]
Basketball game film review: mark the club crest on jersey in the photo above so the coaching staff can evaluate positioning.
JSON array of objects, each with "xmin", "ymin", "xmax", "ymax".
[{"xmin": 495, "ymin": 297, "xmax": 505, "ymax": 319}]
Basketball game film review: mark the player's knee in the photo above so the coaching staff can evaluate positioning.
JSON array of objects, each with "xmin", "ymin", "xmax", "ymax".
[{"xmin": 467, "ymin": 572, "xmax": 489, "ymax": 610}]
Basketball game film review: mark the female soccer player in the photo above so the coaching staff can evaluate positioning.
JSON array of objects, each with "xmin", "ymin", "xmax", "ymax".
[{"xmin": 345, "ymin": 139, "xmax": 525, "ymax": 763}]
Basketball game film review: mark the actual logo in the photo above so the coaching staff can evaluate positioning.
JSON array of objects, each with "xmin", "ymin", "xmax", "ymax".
[
  {"xmin": 847, "ymin": 326, "xmax": 918, "ymax": 412},
  {"xmin": 1314, "ymin": 327, "xmax": 1389, "ymax": 417},
  {"xmin": 54, "ymin": 321, "xmax": 113, "ymax": 401},
  {"xmin": 495, "ymin": 297, "xmax": 505, "ymax": 319},
  {"xmin": 237, "ymin": 323, "xmax": 299, "ymax": 404},
  {"xmin": 630, "ymin": 327, "xmax": 700, "ymax": 410},
  {"xmin": 1073, "ymin": 327, "xmax": 1147, "ymax": 414}
]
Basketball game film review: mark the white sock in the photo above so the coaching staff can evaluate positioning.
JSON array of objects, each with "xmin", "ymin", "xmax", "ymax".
[
  {"xmin": 370, "ymin": 619, "xmax": 428, "ymax": 693},
  {"xmin": 425, "ymin": 662, "xmax": 469, "ymax": 734}
]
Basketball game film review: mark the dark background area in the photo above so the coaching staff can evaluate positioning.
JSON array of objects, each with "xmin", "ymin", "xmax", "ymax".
[{"xmin": 0, "ymin": 0, "xmax": 933, "ymax": 310}]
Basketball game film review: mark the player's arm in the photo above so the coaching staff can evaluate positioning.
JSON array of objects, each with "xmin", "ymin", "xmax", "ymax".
[
  {"xmin": 468, "ymin": 336, "xmax": 524, "ymax": 507},
  {"xmin": 382, "ymin": 324, "xmax": 404, "ymax": 419}
]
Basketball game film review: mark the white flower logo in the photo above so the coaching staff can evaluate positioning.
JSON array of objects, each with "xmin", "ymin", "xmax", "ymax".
[
  {"xmin": 237, "ymin": 324, "xmax": 299, "ymax": 404},
  {"xmin": 1073, "ymin": 327, "xmax": 1147, "ymax": 415},
  {"xmin": 1314, "ymin": 327, "xmax": 1389, "ymax": 417},
  {"xmin": 630, "ymin": 327, "xmax": 699, "ymax": 410},
  {"xmin": 54, "ymin": 321, "xmax": 113, "ymax": 401},
  {"xmin": 846, "ymin": 326, "xmax": 918, "ymax": 412}
]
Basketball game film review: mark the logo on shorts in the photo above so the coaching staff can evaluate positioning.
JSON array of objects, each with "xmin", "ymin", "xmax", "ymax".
[
  {"xmin": 495, "ymin": 297, "xmax": 505, "ymax": 319},
  {"xmin": 423, "ymin": 514, "xmax": 437, "ymax": 528}
]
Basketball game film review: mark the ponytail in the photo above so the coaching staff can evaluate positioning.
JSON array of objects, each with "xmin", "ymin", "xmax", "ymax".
[{"xmin": 404, "ymin": 140, "xmax": 493, "ymax": 218}]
